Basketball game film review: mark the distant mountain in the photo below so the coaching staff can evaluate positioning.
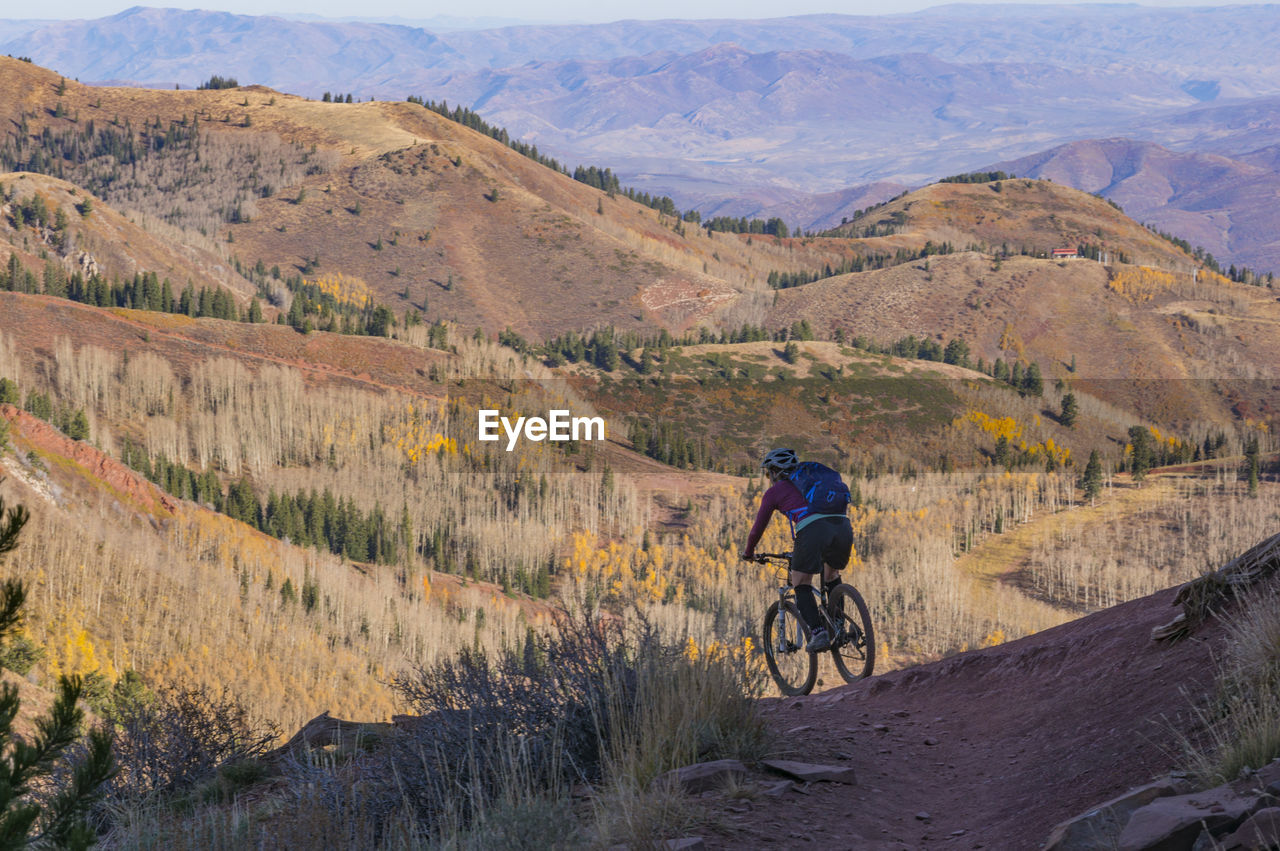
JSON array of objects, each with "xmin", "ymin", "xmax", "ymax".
[
  {"xmin": 363, "ymin": 6, "xmax": 1280, "ymax": 86},
  {"xmin": 1132, "ymin": 94, "xmax": 1280, "ymax": 159},
  {"xmin": 998, "ymin": 139, "xmax": 1280, "ymax": 273},
  {"xmin": 0, "ymin": 19, "xmax": 47, "ymax": 42},
  {"xmin": 276, "ymin": 12, "xmax": 548, "ymax": 31},
  {"xmin": 9, "ymin": 6, "xmax": 1280, "ymax": 267},
  {"xmin": 434, "ymin": 46, "xmax": 1201, "ymax": 198},
  {"xmin": 7, "ymin": 7, "xmax": 461, "ymax": 89},
  {"xmin": 16, "ymin": 5, "xmax": 1280, "ymax": 95}
]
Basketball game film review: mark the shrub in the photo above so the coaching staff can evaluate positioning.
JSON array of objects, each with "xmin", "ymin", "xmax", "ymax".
[
  {"xmin": 105, "ymin": 683, "xmax": 279, "ymax": 805},
  {"xmin": 0, "ymin": 629, "xmax": 43, "ymax": 675},
  {"xmin": 385, "ymin": 610, "xmax": 766, "ymax": 844},
  {"xmin": 388, "ymin": 610, "xmax": 625, "ymax": 828},
  {"xmin": 111, "ymin": 613, "xmax": 766, "ymax": 847}
]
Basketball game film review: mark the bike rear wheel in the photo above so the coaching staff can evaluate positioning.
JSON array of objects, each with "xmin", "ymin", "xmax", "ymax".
[
  {"xmin": 763, "ymin": 599, "xmax": 817, "ymax": 696},
  {"xmin": 829, "ymin": 585, "xmax": 875, "ymax": 683}
]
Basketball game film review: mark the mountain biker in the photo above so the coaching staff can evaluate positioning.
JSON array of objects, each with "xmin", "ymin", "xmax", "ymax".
[{"xmin": 741, "ymin": 448, "xmax": 853, "ymax": 652}]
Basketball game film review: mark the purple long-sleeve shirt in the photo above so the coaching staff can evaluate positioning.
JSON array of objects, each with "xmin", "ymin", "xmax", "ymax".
[{"xmin": 743, "ymin": 479, "xmax": 808, "ymax": 558}]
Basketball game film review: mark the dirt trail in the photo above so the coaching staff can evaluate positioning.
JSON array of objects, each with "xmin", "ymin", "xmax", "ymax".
[
  {"xmin": 706, "ymin": 581, "xmax": 1229, "ymax": 849},
  {"xmin": 953, "ymin": 474, "xmax": 1205, "ymax": 640}
]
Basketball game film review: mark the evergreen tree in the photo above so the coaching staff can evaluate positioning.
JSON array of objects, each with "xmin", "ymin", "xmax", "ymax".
[
  {"xmin": 1059, "ymin": 392, "xmax": 1078, "ymax": 428},
  {"xmin": 1022, "ymin": 362, "xmax": 1043, "ymax": 397},
  {"xmin": 943, "ymin": 338, "xmax": 970, "ymax": 367},
  {"xmin": 1245, "ymin": 434, "xmax": 1261, "ymax": 497},
  {"xmin": 1128, "ymin": 426, "xmax": 1154, "ymax": 483},
  {"xmin": 994, "ymin": 435, "xmax": 1012, "ymax": 469},
  {"xmin": 65, "ymin": 409, "xmax": 90, "ymax": 441},
  {"xmin": 1082, "ymin": 449, "xmax": 1103, "ymax": 503},
  {"xmin": 0, "ymin": 495, "xmax": 115, "ymax": 847}
]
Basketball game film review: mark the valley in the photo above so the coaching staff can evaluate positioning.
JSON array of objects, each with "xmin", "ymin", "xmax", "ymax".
[{"xmin": 0, "ymin": 42, "xmax": 1276, "ymax": 847}]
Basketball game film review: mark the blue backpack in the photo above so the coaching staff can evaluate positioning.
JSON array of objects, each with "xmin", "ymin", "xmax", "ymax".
[{"xmin": 786, "ymin": 461, "xmax": 851, "ymax": 524}]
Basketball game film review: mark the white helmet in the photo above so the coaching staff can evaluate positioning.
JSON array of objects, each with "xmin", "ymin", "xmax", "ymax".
[{"xmin": 761, "ymin": 447, "xmax": 799, "ymax": 477}]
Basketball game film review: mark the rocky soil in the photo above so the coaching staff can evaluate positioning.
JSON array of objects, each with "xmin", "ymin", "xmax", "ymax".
[{"xmin": 700, "ymin": 580, "xmax": 1237, "ymax": 849}]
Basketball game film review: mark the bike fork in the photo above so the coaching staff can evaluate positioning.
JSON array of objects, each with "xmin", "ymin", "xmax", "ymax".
[{"xmin": 778, "ymin": 588, "xmax": 797, "ymax": 651}]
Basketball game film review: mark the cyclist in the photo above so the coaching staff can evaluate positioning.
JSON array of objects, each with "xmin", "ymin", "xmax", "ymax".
[{"xmin": 741, "ymin": 448, "xmax": 853, "ymax": 652}]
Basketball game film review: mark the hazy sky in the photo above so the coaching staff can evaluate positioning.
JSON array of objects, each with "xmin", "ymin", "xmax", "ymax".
[{"xmin": 16, "ymin": 0, "xmax": 1255, "ymax": 27}]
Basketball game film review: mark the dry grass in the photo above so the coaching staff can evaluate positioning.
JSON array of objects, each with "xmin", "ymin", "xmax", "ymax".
[
  {"xmin": 99, "ymin": 616, "xmax": 765, "ymax": 849},
  {"xmin": 0, "ymin": 55, "xmax": 870, "ymax": 341},
  {"xmin": 1178, "ymin": 586, "xmax": 1280, "ymax": 786},
  {"xmin": 1, "ymin": 173, "xmax": 258, "ymax": 303},
  {"xmin": 3, "ymin": 300, "xmax": 1277, "ymax": 719}
]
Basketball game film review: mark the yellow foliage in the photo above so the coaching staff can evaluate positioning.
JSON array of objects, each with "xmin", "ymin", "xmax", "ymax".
[
  {"xmin": 383, "ymin": 409, "xmax": 456, "ymax": 465},
  {"xmin": 1107, "ymin": 266, "xmax": 1177, "ymax": 303},
  {"xmin": 683, "ymin": 635, "xmax": 752, "ymax": 664},
  {"xmin": 957, "ymin": 410, "xmax": 1071, "ymax": 468},
  {"xmin": 997, "ymin": 322, "xmax": 1025, "ymax": 360},
  {"xmin": 960, "ymin": 410, "xmax": 1022, "ymax": 442},
  {"xmin": 46, "ymin": 618, "xmax": 117, "ymax": 683},
  {"xmin": 979, "ymin": 628, "xmax": 1006, "ymax": 648},
  {"xmin": 305, "ymin": 273, "xmax": 374, "ymax": 308}
]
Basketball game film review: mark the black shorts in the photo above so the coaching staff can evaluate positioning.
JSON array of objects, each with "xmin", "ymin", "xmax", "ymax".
[{"xmin": 791, "ymin": 515, "xmax": 853, "ymax": 575}]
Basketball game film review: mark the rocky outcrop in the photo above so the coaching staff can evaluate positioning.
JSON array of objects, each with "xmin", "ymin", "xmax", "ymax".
[
  {"xmin": 264, "ymin": 711, "xmax": 392, "ymax": 765},
  {"xmin": 1219, "ymin": 807, "xmax": 1280, "ymax": 850},
  {"xmin": 1, "ymin": 405, "xmax": 177, "ymax": 516},
  {"xmin": 1118, "ymin": 787, "xmax": 1260, "ymax": 851},
  {"xmin": 1047, "ymin": 760, "xmax": 1280, "ymax": 851},
  {"xmin": 1044, "ymin": 776, "xmax": 1194, "ymax": 850}
]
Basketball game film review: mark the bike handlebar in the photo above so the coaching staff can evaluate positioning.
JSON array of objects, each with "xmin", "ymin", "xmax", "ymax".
[{"xmin": 750, "ymin": 552, "xmax": 793, "ymax": 564}]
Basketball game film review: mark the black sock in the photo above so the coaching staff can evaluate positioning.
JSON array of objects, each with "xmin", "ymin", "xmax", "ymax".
[
  {"xmin": 794, "ymin": 584, "xmax": 822, "ymax": 631},
  {"xmin": 823, "ymin": 577, "xmax": 841, "ymax": 597}
]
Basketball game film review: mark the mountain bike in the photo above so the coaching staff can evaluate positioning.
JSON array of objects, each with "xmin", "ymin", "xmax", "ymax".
[{"xmin": 753, "ymin": 552, "xmax": 875, "ymax": 696}]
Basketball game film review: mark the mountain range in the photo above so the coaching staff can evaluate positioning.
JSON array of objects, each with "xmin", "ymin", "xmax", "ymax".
[
  {"xmin": 2, "ymin": 47, "xmax": 1279, "ymax": 845},
  {"xmin": 998, "ymin": 139, "xmax": 1280, "ymax": 274},
  {"xmin": 7, "ymin": 5, "xmax": 1280, "ymax": 274}
]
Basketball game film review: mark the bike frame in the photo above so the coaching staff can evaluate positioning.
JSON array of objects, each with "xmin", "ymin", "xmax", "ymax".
[{"xmin": 759, "ymin": 553, "xmax": 852, "ymax": 649}]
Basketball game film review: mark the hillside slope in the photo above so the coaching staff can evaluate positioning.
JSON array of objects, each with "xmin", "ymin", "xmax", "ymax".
[
  {"xmin": 713, "ymin": 569, "xmax": 1244, "ymax": 848},
  {"xmin": 759, "ymin": 179, "xmax": 1280, "ymax": 425},
  {"xmin": 999, "ymin": 138, "xmax": 1280, "ymax": 274},
  {"xmin": 0, "ymin": 56, "xmax": 852, "ymax": 338},
  {"xmin": 13, "ymin": 5, "xmax": 1280, "ymax": 212},
  {"xmin": 1, "ymin": 171, "xmax": 258, "ymax": 305}
]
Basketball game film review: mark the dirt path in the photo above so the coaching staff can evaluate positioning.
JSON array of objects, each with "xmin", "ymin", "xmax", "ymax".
[
  {"xmin": 951, "ymin": 474, "xmax": 1209, "ymax": 643},
  {"xmin": 957, "ymin": 476, "xmax": 1181, "ymax": 589},
  {"xmin": 704, "ymin": 581, "xmax": 1229, "ymax": 849}
]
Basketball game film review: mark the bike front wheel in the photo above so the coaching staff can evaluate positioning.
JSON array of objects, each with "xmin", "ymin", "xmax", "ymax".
[
  {"xmin": 829, "ymin": 585, "xmax": 876, "ymax": 683},
  {"xmin": 763, "ymin": 599, "xmax": 817, "ymax": 696}
]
